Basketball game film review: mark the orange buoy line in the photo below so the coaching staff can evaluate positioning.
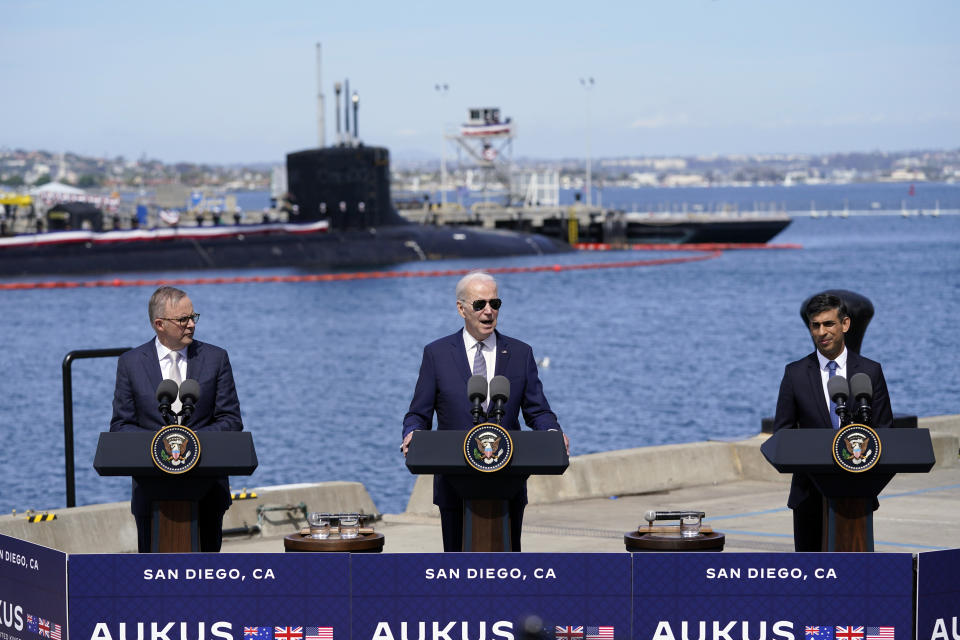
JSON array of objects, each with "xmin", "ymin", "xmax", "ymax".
[{"xmin": 0, "ymin": 249, "xmax": 731, "ymax": 291}]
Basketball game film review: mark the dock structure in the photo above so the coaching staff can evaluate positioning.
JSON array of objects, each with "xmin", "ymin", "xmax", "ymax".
[{"xmin": 2, "ymin": 414, "xmax": 957, "ymax": 555}]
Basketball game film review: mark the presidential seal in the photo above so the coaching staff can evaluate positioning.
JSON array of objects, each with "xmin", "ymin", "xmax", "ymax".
[
  {"xmin": 832, "ymin": 423, "xmax": 881, "ymax": 473},
  {"xmin": 464, "ymin": 423, "xmax": 513, "ymax": 473},
  {"xmin": 151, "ymin": 424, "xmax": 201, "ymax": 474}
]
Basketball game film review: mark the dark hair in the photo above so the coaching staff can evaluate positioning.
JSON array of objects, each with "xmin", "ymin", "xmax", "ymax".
[{"xmin": 804, "ymin": 293, "xmax": 848, "ymax": 322}]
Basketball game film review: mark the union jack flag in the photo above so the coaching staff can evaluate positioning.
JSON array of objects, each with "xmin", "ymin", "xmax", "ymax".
[
  {"xmin": 245, "ymin": 628, "xmax": 272, "ymax": 640},
  {"xmin": 38, "ymin": 619, "xmax": 51, "ymax": 638},
  {"xmin": 556, "ymin": 627, "xmax": 584, "ymax": 640},
  {"xmin": 274, "ymin": 628, "xmax": 303, "ymax": 640},
  {"xmin": 26, "ymin": 615, "xmax": 38, "ymax": 634},
  {"xmin": 586, "ymin": 627, "xmax": 614, "ymax": 640},
  {"xmin": 836, "ymin": 627, "xmax": 865, "ymax": 640},
  {"xmin": 806, "ymin": 627, "xmax": 835, "ymax": 640},
  {"xmin": 866, "ymin": 628, "xmax": 894, "ymax": 640},
  {"xmin": 305, "ymin": 628, "xmax": 333, "ymax": 640}
]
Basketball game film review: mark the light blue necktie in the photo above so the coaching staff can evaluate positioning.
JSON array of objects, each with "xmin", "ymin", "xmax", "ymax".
[
  {"xmin": 827, "ymin": 360, "xmax": 839, "ymax": 429},
  {"xmin": 472, "ymin": 342, "xmax": 486, "ymax": 378}
]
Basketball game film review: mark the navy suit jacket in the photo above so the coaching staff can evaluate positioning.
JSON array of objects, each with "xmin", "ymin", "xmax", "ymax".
[
  {"xmin": 772, "ymin": 350, "xmax": 893, "ymax": 508},
  {"xmin": 110, "ymin": 338, "xmax": 243, "ymax": 516},
  {"xmin": 403, "ymin": 330, "xmax": 560, "ymax": 508}
]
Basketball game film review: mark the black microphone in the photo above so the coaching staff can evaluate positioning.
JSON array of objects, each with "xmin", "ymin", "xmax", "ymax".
[
  {"xmin": 643, "ymin": 510, "xmax": 706, "ymax": 524},
  {"xmin": 827, "ymin": 375, "xmax": 851, "ymax": 427},
  {"xmin": 849, "ymin": 372, "xmax": 874, "ymax": 426},
  {"xmin": 488, "ymin": 375, "xmax": 510, "ymax": 425},
  {"xmin": 178, "ymin": 378, "xmax": 200, "ymax": 425},
  {"xmin": 467, "ymin": 375, "xmax": 488, "ymax": 426},
  {"xmin": 156, "ymin": 379, "xmax": 179, "ymax": 424}
]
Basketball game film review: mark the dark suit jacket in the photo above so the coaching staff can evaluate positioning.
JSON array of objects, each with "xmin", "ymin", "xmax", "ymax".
[
  {"xmin": 773, "ymin": 350, "xmax": 894, "ymax": 508},
  {"xmin": 403, "ymin": 330, "xmax": 561, "ymax": 508},
  {"xmin": 110, "ymin": 338, "xmax": 243, "ymax": 516}
]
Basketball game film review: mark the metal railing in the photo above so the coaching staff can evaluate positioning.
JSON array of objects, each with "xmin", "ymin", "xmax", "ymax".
[{"xmin": 62, "ymin": 348, "xmax": 131, "ymax": 508}]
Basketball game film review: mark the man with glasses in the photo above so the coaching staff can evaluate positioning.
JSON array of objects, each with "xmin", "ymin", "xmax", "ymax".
[
  {"xmin": 111, "ymin": 286, "xmax": 243, "ymax": 552},
  {"xmin": 402, "ymin": 271, "xmax": 569, "ymax": 551}
]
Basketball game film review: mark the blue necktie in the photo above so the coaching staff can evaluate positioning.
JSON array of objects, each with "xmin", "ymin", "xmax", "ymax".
[
  {"xmin": 472, "ymin": 342, "xmax": 486, "ymax": 378},
  {"xmin": 827, "ymin": 360, "xmax": 839, "ymax": 429}
]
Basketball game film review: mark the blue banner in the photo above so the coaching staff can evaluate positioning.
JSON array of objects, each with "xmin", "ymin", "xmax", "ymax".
[
  {"xmin": 351, "ymin": 553, "xmax": 631, "ymax": 640},
  {"xmin": 633, "ymin": 553, "xmax": 914, "ymax": 640},
  {"xmin": 68, "ymin": 553, "xmax": 350, "ymax": 640},
  {"xmin": 917, "ymin": 548, "xmax": 960, "ymax": 640},
  {"xmin": 0, "ymin": 542, "xmax": 943, "ymax": 640},
  {"xmin": 0, "ymin": 534, "xmax": 67, "ymax": 640}
]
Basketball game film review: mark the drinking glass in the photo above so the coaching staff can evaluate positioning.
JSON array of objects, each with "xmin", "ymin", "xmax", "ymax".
[
  {"xmin": 680, "ymin": 513, "xmax": 701, "ymax": 538},
  {"xmin": 307, "ymin": 512, "xmax": 331, "ymax": 539},
  {"xmin": 339, "ymin": 513, "xmax": 360, "ymax": 539}
]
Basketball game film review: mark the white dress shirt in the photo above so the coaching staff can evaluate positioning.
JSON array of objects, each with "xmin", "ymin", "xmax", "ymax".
[{"xmin": 154, "ymin": 337, "xmax": 187, "ymax": 381}]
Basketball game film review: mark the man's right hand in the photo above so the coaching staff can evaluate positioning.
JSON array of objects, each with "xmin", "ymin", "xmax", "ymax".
[{"xmin": 401, "ymin": 432, "xmax": 414, "ymax": 457}]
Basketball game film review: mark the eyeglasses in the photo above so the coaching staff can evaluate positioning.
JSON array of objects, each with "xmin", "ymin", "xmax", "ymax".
[
  {"xmin": 159, "ymin": 313, "xmax": 200, "ymax": 327},
  {"xmin": 463, "ymin": 298, "xmax": 501, "ymax": 312}
]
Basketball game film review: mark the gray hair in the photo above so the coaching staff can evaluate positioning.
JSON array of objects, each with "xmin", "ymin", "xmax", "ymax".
[
  {"xmin": 148, "ymin": 286, "xmax": 188, "ymax": 323},
  {"xmin": 455, "ymin": 271, "xmax": 497, "ymax": 300}
]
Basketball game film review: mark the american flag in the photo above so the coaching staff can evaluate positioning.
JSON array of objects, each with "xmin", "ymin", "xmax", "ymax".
[
  {"xmin": 586, "ymin": 627, "xmax": 614, "ymax": 640},
  {"xmin": 245, "ymin": 628, "xmax": 272, "ymax": 640},
  {"xmin": 806, "ymin": 627, "xmax": 835, "ymax": 640},
  {"xmin": 305, "ymin": 627, "xmax": 333, "ymax": 640},
  {"xmin": 836, "ymin": 627, "xmax": 865, "ymax": 640},
  {"xmin": 866, "ymin": 628, "xmax": 894, "ymax": 640},
  {"xmin": 50, "ymin": 624, "xmax": 62, "ymax": 640},
  {"xmin": 38, "ymin": 619, "xmax": 51, "ymax": 638},
  {"xmin": 274, "ymin": 628, "xmax": 303, "ymax": 640},
  {"xmin": 556, "ymin": 627, "xmax": 585, "ymax": 640},
  {"xmin": 26, "ymin": 615, "xmax": 38, "ymax": 634}
]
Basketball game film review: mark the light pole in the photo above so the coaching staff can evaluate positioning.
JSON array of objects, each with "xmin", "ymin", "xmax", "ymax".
[
  {"xmin": 579, "ymin": 77, "xmax": 595, "ymax": 208},
  {"xmin": 352, "ymin": 91, "xmax": 359, "ymax": 141},
  {"xmin": 435, "ymin": 83, "xmax": 449, "ymax": 209}
]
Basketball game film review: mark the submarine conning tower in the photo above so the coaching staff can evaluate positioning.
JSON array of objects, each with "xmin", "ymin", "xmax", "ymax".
[{"xmin": 286, "ymin": 145, "xmax": 408, "ymax": 230}]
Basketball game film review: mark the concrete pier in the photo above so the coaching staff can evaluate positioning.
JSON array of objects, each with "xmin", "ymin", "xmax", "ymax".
[{"xmin": 3, "ymin": 415, "xmax": 957, "ymax": 554}]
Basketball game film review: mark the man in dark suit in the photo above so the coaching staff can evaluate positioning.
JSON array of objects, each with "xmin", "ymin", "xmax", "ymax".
[
  {"xmin": 773, "ymin": 293, "xmax": 893, "ymax": 551},
  {"xmin": 401, "ymin": 271, "xmax": 569, "ymax": 552},
  {"xmin": 110, "ymin": 286, "xmax": 243, "ymax": 552}
]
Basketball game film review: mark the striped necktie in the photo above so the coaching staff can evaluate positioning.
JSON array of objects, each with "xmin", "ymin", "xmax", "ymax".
[
  {"xmin": 472, "ymin": 342, "xmax": 486, "ymax": 378},
  {"xmin": 827, "ymin": 360, "xmax": 839, "ymax": 429}
]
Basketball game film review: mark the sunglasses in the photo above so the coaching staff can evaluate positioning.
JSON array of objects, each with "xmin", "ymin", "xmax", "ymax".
[{"xmin": 465, "ymin": 298, "xmax": 502, "ymax": 312}]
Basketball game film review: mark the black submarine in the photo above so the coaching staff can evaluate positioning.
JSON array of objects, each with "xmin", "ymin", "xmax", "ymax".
[{"xmin": 0, "ymin": 146, "xmax": 569, "ymax": 278}]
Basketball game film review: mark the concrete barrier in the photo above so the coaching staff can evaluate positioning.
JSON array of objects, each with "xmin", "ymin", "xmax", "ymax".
[
  {"xmin": 405, "ymin": 416, "xmax": 960, "ymax": 512},
  {"xmin": 0, "ymin": 481, "xmax": 378, "ymax": 554}
]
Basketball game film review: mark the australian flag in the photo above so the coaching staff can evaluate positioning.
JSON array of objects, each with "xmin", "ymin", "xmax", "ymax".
[
  {"xmin": 806, "ymin": 627, "xmax": 835, "ymax": 640},
  {"xmin": 244, "ymin": 628, "xmax": 273, "ymax": 640},
  {"xmin": 26, "ymin": 615, "xmax": 38, "ymax": 634}
]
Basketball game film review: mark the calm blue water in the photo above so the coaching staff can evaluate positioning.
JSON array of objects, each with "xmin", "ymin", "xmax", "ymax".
[{"xmin": 1, "ymin": 210, "xmax": 958, "ymax": 516}]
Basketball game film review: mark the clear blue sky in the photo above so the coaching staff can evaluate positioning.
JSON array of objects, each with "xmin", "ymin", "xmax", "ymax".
[{"xmin": 2, "ymin": 0, "xmax": 958, "ymax": 164}]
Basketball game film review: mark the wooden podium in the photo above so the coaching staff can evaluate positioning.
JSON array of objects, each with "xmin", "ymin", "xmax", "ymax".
[
  {"xmin": 761, "ymin": 428, "xmax": 935, "ymax": 551},
  {"xmin": 94, "ymin": 431, "xmax": 258, "ymax": 552},
  {"xmin": 406, "ymin": 430, "xmax": 568, "ymax": 552}
]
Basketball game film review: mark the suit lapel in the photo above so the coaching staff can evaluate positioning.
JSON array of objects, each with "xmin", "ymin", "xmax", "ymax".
[
  {"xmin": 448, "ymin": 331, "xmax": 471, "ymax": 382},
  {"xmin": 138, "ymin": 340, "xmax": 163, "ymax": 391},
  {"xmin": 493, "ymin": 331, "xmax": 511, "ymax": 376},
  {"xmin": 185, "ymin": 341, "xmax": 200, "ymax": 379},
  {"xmin": 804, "ymin": 352, "xmax": 831, "ymax": 427}
]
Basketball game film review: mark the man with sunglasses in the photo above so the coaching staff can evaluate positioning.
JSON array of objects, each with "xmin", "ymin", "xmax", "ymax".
[
  {"xmin": 111, "ymin": 286, "xmax": 243, "ymax": 552},
  {"xmin": 402, "ymin": 271, "xmax": 569, "ymax": 551}
]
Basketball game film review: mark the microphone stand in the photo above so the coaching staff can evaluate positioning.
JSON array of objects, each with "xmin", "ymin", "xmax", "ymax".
[
  {"xmin": 470, "ymin": 400, "xmax": 486, "ymax": 426},
  {"xmin": 488, "ymin": 399, "xmax": 505, "ymax": 426}
]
